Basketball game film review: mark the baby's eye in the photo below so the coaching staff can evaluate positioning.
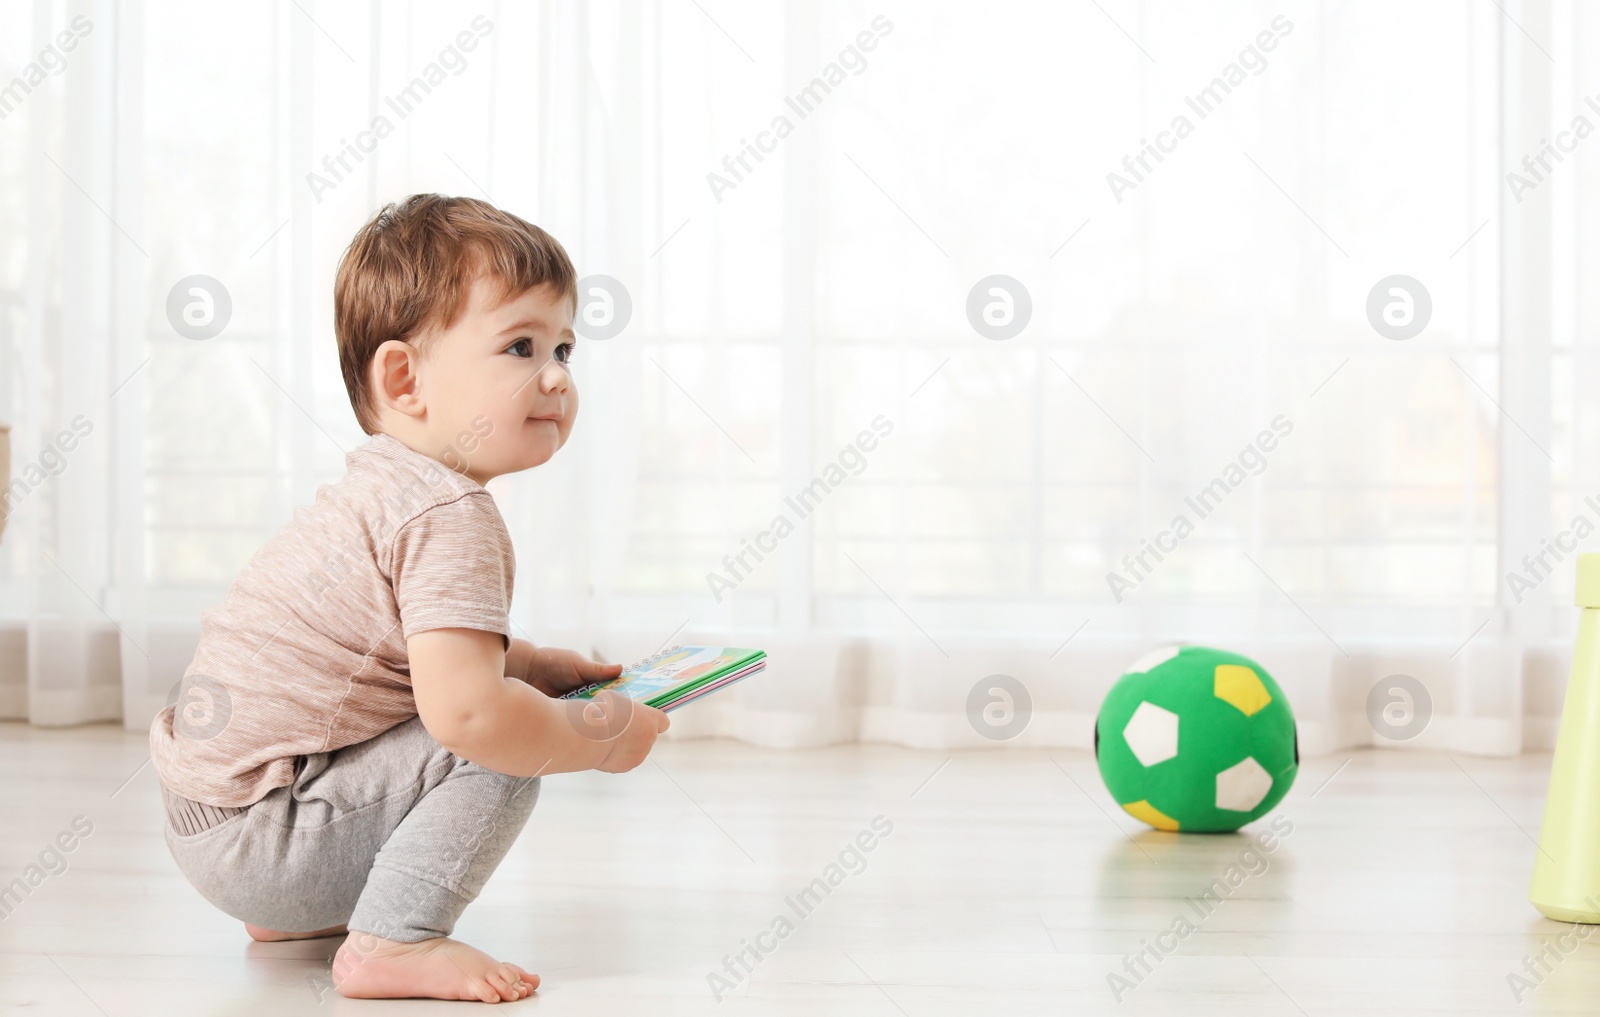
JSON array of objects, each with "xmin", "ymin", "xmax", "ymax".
[
  {"xmin": 555, "ymin": 341, "xmax": 576, "ymax": 364},
  {"xmin": 506, "ymin": 338, "xmax": 534, "ymax": 358}
]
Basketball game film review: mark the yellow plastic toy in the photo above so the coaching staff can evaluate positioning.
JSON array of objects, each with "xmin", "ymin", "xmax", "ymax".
[{"xmin": 1530, "ymin": 552, "xmax": 1600, "ymax": 922}]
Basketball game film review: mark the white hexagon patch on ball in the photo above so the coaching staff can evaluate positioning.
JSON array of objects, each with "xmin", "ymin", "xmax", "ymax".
[
  {"xmin": 1122, "ymin": 702, "xmax": 1179, "ymax": 767},
  {"xmin": 1125, "ymin": 645, "xmax": 1180, "ymax": 674},
  {"xmin": 1215, "ymin": 756, "xmax": 1273, "ymax": 811}
]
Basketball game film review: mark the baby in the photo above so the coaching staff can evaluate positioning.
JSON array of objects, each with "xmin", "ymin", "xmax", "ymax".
[{"xmin": 149, "ymin": 194, "xmax": 667, "ymax": 1003}]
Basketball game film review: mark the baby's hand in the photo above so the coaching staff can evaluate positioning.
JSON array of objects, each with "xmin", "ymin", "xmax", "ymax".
[
  {"xmin": 515, "ymin": 643, "xmax": 623, "ymax": 698},
  {"xmin": 565, "ymin": 690, "xmax": 670, "ymax": 773}
]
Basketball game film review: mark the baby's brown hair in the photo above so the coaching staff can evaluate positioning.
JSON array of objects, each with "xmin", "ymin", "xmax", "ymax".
[{"xmin": 334, "ymin": 194, "xmax": 576, "ymax": 434}]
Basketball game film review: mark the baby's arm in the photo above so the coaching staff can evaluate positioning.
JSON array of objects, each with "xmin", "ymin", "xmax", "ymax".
[{"xmin": 409, "ymin": 628, "xmax": 668, "ymax": 777}]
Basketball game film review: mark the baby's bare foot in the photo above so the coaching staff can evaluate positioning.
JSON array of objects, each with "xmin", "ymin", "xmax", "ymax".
[
  {"xmin": 332, "ymin": 932, "xmax": 537, "ymax": 1003},
  {"xmin": 245, "ymin": 922, "xmax": 349, "ymax": 942}
]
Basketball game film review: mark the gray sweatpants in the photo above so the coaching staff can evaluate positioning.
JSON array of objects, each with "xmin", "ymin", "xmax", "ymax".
[{"xmin": 161, "ymin": 715, "xmax": 539, "ymax": 942}]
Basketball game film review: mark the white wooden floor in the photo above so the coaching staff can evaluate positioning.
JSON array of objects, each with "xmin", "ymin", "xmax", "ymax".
[{"xmin": 0, "ymin": 722, "xmax": 1596, "ymax": 1015}]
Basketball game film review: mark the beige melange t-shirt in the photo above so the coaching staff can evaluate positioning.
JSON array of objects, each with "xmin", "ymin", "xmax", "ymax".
[{"xmin": 149, "ymin": 432, "xmax": 515, "ymax": 807}]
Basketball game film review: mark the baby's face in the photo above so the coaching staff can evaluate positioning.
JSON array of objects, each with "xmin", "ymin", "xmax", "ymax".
[{"xmin": 420, "ymin": 276, "xmax": 578, "ymax": 482}]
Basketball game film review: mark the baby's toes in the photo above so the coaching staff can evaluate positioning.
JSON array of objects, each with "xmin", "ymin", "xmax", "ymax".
[
  {"xmin": 485, "ymin": 968, "xmax": 521, "ymax": 1002},
  {"xmin": 506, "ymin": 963, "xmax": 538, "ymax": 991},
  {"xmin": 459, "ymin": 972, "xmax": 500, "ymax": 1004},
  {"xmin": 473, "ymin": 979, "xmax": 505, "ymax": 1004}
]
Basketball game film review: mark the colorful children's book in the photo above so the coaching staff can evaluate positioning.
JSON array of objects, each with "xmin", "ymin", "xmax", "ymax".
[{"xmin": 560, "ymin": 645, "xmax": 767, "ymax": 712}]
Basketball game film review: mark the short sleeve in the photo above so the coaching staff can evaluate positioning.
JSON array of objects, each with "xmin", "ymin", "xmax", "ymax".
[{"xmin": 387, "ymin": 493, "xmax": 515, "ymax": 644}]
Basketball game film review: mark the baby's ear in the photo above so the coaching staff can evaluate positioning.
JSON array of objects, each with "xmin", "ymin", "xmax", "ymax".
[{"xmin": 371, "ymin": 340, "xmax": 424, "ymax": 418}]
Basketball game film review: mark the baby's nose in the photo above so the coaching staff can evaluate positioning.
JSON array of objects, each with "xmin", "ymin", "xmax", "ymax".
[{"xmin": 540, "ymin": 360, "xmax": 570, "ymax": 392}]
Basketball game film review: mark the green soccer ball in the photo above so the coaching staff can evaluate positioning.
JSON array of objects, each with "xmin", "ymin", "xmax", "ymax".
[{"xmin": 1094, "ymin": 645, "xmax": 1297, "ymax": 833}]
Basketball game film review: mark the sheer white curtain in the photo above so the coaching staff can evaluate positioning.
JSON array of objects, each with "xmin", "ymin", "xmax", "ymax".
[{"xmin": 0, "ymin": 0, "xmax": 1586, "ymax": 756}]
